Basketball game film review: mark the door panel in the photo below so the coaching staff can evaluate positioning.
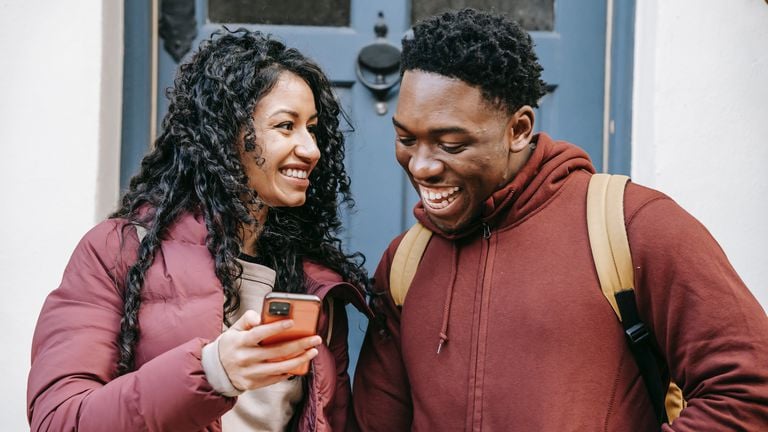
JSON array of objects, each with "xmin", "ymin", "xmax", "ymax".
[
  {"xmin": 412, "ymin": 0, "xmax": 554, "ymax": 31},
  {"xmin": 536, "ymin": 0, "xmax": 607, "ymax": 166},
  {"xmin": 208, "ymin": 0, "xmax": 350, "ymax": 26}
]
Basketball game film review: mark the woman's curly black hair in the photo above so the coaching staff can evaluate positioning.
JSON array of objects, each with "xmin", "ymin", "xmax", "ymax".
[
  {"xmin": 111, "ymin": 28, "xmax": 368, "ymax": 375},
  {"xmin": 401, "ymin": 8, "xmax": 547, "ymax": 113}
]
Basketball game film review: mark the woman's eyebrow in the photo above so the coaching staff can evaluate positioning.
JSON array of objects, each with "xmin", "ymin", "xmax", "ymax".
[{"xmin": 268, "ymin": 109, "xmax": 318, "ymax": 120}]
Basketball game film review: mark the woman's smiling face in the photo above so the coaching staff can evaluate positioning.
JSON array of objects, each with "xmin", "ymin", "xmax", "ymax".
[{"xmin": 241, "ymin": 71, "xmax": 321, "ymax": 209}]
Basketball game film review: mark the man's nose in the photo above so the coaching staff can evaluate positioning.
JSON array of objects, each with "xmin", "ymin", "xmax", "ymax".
[{"xmin": 408, "ymin": 146, "xmax": 443, "ymax": 180}]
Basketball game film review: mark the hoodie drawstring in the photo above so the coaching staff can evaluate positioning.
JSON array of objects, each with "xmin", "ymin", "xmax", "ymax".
[{"xmin": 437, "ymin": 242, "xmax": 459, "ymax": 354}]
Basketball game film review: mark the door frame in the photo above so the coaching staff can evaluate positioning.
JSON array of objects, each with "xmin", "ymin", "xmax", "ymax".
[{"xmin": 606, "ymin": 0, "xmax": 636, "ymax": 174}]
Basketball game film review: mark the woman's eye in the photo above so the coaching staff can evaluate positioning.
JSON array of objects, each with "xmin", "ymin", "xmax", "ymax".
[
  {"xmin": 308, "ymin": 124, "xmax": 319, "ymax": 136},
  {"xmin": 276, "ymin": 122, "xmax": 294, "ymax": 131}
]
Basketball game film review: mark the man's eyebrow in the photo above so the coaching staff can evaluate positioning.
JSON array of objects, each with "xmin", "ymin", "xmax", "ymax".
[
  {"xmin": 428, "ymin": 126, "xmax": 471, "ymax": 136},
  {"xmin": 392, "ymin": 117, "xmax": 470, "ymax": 135},
  {"xmin": 392, "ymin": 117, "xmax": 409, "ymax": 131}
]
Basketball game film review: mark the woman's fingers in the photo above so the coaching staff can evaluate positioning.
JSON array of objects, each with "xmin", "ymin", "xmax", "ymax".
[
  {"xmin": 257, "ymin": 335, "xmax": 323, "ymax": 361},
  {"xmin": 247, "ymin": 347, "xmax": 320, "ymax": 377},
  {"xmin": 241, "ymin": 318, "xmax": 296, "ymax": 346},
  {"xmin": 226, "ymin": 347, "xmax": 320, "ymax": 391}
]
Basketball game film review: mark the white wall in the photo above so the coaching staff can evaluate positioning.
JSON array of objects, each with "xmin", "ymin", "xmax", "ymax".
[
  {"xmin": 633, "ymin": 0, "xmax": 768, "ymax": 307},
  {"xmin": 0, "ymin": 0, "xmax": 122, "ymax": 428}
]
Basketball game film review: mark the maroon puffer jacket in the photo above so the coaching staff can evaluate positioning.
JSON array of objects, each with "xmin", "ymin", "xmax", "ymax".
[{"xmin": 27, "ymin": 212, "xmax": 369, "ymax": 431}]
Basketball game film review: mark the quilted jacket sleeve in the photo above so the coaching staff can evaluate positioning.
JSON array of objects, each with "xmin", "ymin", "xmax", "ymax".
[
  {"xmin": 625, "ymin": 189, "xmax": 768, "ymax": 431},
  {"xmin": 299, "ymin": 260, "xmax": 371, "ymax": 432},
  {"xmin": 319, "ymin": 296, "xmax": 347, "ymax": 431},
  {"xmin": 351, "ymin": 238, "xmax": 414, "ymax": 431},
  {"xmin": 27, "ymin": 220, "xmax": 235, "ymax": 431}
]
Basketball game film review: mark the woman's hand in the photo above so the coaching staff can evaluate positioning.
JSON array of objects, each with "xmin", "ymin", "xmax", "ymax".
[{"xmin": 217, "ymin": 310, "xmax": 322, "ymax": 391}]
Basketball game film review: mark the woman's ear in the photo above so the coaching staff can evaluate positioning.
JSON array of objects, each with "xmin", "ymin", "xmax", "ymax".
[{"xmin": 507, "ymin": 105, "xmax": 535, "ymax": 153}]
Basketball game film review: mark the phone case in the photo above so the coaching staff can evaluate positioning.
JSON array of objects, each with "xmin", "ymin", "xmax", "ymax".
[{"xmin": 260, "ymin": 292, "xmax": 321, "ymax": 375}]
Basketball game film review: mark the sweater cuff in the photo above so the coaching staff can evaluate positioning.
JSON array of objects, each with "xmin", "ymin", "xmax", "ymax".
[{"xmin": 202, "ymin": 336, "xmax": 243, "ymax": 397}]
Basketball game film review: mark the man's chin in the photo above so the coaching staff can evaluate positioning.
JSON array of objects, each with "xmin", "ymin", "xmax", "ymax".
[{"xmin": 426, "ymin": 214, "xmax": 466, "ymax": 234}]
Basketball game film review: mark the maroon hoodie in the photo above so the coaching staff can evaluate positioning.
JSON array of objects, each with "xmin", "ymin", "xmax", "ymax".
[{"xmin": 353, "ymin": 133, "xmax": 768, "ymax": 431}]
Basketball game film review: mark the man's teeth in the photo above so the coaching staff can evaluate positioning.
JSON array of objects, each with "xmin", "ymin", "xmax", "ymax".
[
  {"xmin": 281, "ymin": 169, "xmax": 308, "ymax": 179},
  {"xmin": 420, "ymin": 186, "xmax": 459, "ymax": 209},
  {"xmin": 421, "ymin": 186, "xmax": 459, "ymax": 200}
]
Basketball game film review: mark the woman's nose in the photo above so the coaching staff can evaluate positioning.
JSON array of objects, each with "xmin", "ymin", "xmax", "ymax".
[{"xmin": 296, "ymin": 129, "xmax": 321, "ymax": 162}]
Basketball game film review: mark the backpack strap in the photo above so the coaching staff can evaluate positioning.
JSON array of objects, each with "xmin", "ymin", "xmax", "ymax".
[
  {"xmin": 587, "ymin": 174, "xmax": 634, "ymax": 318},
  {"xmin": 390, "ymin": 222, "xmax": 433, "ymax": 306},
  {"xmin": 587, "ymin": 173, "xmax": 673, "ymax": 424}
]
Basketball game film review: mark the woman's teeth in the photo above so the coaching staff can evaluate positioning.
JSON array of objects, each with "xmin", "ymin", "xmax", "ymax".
[{"xmin": 281, "ymin": 168, "xmax": 308, "ymax": 179}]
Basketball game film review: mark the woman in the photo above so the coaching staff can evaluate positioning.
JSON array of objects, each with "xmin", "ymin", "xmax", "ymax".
[{"xmin": 27, "ymin": 29, "xmax": 370, "ymax": 431}]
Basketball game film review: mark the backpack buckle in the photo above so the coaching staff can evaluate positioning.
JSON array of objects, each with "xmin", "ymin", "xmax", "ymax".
[{"xmin": 625, "ymin": 322, "xmax": 650, "ymax": 345}]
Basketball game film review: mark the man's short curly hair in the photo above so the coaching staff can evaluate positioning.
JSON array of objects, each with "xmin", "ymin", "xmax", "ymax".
[{"xmin": 401, "ymin": 8, "xmax": 547, "ymax": 113}]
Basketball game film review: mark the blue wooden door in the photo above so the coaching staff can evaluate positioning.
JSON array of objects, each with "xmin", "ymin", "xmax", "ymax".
[{"xmin": 122, "ymin": 0, "xmax": 633, "ymax": 375}]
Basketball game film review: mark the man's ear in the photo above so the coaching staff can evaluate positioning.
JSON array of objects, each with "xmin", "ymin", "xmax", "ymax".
[{"xmin": 506, "ymin": 105, "xmax": 535, "ymax": 153}]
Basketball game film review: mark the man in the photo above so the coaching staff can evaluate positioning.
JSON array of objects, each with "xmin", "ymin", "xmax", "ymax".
[{"xmin": 352, "ymin": 8, "xmax": 768, "ymax": 431}]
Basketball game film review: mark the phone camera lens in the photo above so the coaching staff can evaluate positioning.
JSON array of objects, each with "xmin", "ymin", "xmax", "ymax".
[{"xmin": 269, "ymin": 301, "xmax": 291, "ymax": 316}]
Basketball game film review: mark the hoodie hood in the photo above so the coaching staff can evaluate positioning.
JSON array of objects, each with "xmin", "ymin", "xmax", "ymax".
[{"xmin": 413, "ymin": 133, "xmax": 595, "ymax": 239}]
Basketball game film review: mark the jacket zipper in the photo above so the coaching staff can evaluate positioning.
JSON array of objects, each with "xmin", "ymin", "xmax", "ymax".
[{"xmin": 468, "ymin": 222, "xmax": 493, "ymax": 431}]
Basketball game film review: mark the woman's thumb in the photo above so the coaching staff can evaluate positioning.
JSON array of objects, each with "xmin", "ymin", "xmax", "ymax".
[{"xmin": 230, "ymin": 309, "xmax": 261, "ymax": 331}]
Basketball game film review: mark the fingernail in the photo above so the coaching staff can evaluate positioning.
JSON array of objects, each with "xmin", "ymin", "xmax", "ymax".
[
  {"xmin": 308, "ymin": 348, "xmax": 319, "ymax": 358},
  {"xmin": 281, "ymin": 320, "xmax": 294, "ymax": 329},
  {"xmin": 311, "ymin": 336, "xmax": 322, "ymax": 345}
]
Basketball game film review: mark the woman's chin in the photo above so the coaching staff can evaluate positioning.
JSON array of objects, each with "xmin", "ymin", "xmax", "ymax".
[{"xmin": 265, "ymin": 195, "xmax": 307, "ymax": 208}]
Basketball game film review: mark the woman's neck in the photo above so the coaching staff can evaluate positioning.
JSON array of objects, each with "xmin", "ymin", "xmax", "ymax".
[{"xmin": 240, "ymin": 206, "xmax": 268, "ymax": 256}]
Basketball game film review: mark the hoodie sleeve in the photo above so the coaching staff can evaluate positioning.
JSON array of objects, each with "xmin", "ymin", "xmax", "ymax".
[
  {"xmin": 625, "ymin": 192, "xmax": 768, "ymax": 431},
  {"xmin": 352, "ymin": 238, "xmax": 414, "ymax": 431},
  {"xmin": 27, "ymin": 220, "xmax": 234, "ymax": 431}
]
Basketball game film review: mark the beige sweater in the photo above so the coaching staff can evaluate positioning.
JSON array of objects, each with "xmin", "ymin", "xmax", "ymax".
[{"xmin": 202, "ymin": 260, "xmax": 302, "ymax": 432}]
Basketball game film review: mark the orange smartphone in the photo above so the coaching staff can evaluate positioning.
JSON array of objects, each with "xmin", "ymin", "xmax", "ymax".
[{"xmin": 260, "ymin": 292, "xmax": 321, "ymax": 375}]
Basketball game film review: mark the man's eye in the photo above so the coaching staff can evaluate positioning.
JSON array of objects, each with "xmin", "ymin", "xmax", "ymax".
[
  {"xmin": 440, "ymin": 143, "xmax": 465, "ymax": 153},
  {"xmin": 397, "ymin": 136, "xmax": 416, "ymax": 146}
]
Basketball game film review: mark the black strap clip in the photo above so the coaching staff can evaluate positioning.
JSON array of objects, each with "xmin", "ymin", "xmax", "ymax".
[{"xmin": 625, "ymin": 322, "xmax": 650, "ymax": 345}]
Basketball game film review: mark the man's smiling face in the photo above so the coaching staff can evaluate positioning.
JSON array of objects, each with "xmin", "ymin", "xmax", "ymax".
[{"xmin": 393, "ymin": 70, "xmax": 533, "ymax": 233}]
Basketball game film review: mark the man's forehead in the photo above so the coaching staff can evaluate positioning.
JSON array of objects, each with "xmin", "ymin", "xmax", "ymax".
[
  {"xmin": 400, "ymin": 70, "xmax": 475, "ymax": 95},
  {"xmin": 399, "ymin": 71, "xmax": 506, "ymax": 115},
  {"xmin": 396, "ymin": 79, "xmax": 508, "ymax": 131}
]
